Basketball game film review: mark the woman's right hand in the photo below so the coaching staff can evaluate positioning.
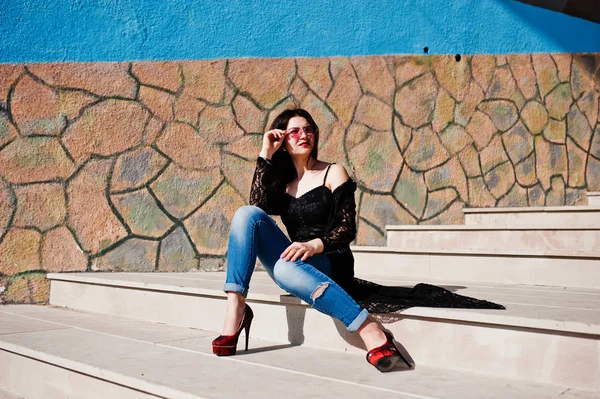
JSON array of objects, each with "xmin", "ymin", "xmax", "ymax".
[{"xmin": 260, "ymin": 129, "xmax": 287, "ymax": 160}]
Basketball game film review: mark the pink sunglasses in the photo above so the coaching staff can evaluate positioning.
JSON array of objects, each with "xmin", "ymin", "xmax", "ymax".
[{"xmin": 286, "ymin": 126, "xmax": 315, "ymax": 139}]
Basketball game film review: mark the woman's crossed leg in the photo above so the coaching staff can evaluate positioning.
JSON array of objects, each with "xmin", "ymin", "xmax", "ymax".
[{"xmin": 221, "ymin": 205, "xmax": 368, "ymax": 335}]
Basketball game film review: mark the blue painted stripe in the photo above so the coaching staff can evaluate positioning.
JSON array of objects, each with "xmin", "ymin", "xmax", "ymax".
[{"xmin": 1, "ymin": 0, "xmax": 599, "ymax": 63}]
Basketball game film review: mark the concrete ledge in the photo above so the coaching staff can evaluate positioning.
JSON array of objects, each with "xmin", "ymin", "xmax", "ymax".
[
  {"xmin": 0, "ymin": 388, "xmax": 24, "ymax": 399},
  {"xmin": 462, "ymin": 206, "xmax": 600, "ymax": 227},
  {"xmin": 385, "ymin": 225, "xmax": 600, "ymax": 231},
  {"xmin": 384, "ymin": 228, "xmax": 600, "ymax": 252},
  {"xmin": 588, "ymin": 192, "xmax": 600, "ymax": 206},
  {"xmin": 44, "ymin": 272, "xmax": 600, "ymax": 388},
  {"xmin": 351, "ymin": 247, "xmax": 600, "ymax": 288},
  {"xmin": 46, "ymin": 272, "xmax": 600, "ymax": 335},
  {"xmin": 1, "ymin": 305, "xmax": 598, "ymax": 396},
  {"xmin": 462, "ymin": 206, "xmax": 600, "ymax": 213},
  {"xmin": 0, "ymin": 346, "xmax": 180, "ymax": 399},
  {"xmin": 351, "ymin": 246, "xmax": 600, "ymax": 259}
]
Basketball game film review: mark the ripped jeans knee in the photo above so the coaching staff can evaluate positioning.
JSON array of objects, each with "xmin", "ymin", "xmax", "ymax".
[
  {"xmin": 271, "ymin": 258, "xmax": 368, "ymax": 332},
  {"xmin": 310, "ymin": 282, "xmax": 329, "ymax": 301}
]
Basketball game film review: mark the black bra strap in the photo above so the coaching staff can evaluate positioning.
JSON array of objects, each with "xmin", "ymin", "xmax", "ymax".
[{"xmin": 323, "ymin": 163, "xmax": 335, "ymax": 185}]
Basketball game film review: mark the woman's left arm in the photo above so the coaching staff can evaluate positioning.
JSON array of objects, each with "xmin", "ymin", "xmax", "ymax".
[{"xmin": 320, "ymin": 164, "xmax": 357, "ymax": 252}]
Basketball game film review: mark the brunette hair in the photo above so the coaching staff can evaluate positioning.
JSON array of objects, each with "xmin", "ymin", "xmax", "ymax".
[{"xmin": 268, "ymin": 108, "xmax": 320, "ymax": 187}]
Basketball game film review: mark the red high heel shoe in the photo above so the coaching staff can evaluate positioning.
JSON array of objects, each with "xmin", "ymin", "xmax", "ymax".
[
  {"xmin": 212, "ymin": 304, "xmax": 254, "ymax": 356},
  {"xmin": 366, "ymin": 331, "xmax": 411, "ymax": 372}
]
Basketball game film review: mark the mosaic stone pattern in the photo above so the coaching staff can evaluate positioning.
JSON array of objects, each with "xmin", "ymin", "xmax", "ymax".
[{"xmin": 0, "ymin": 54, "xmax": 599, "ymax": 303}]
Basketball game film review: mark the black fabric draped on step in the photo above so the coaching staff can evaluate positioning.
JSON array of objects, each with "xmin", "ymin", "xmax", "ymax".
[{"xmin": 348, "ymin": 278, "xmax": 505, "ymax": 314}]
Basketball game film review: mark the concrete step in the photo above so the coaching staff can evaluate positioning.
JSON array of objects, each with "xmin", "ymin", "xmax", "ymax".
[
  {"xmin": 386, "ymin": 225, "xmax": 600, "ymax": 252},
  {"xmin": 588, "ymin": 192, "xmax": 600, "ymax": 207},
  {"xmin": 0, "ymin": 388, "xmax": 23, "ymax": 399},
  {"xmin": 46, "ymin": 272, "xmax": 600, "ymax": 391},
  {"xmin": 463, "ymin": 206, "xmax": 600, "ymax": 227},
  {"xmin": 352, "ymin": 246, "xmax": 600, "ymax": 288},
  {"xmin": 0, "ymin": 305, "xmax": 596, "ymax": 399}
]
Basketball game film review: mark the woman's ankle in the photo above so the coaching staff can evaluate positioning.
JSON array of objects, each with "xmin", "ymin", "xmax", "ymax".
[
  {"xmin": 226, "ymin": 291, "xmax": 245, "ymax": 305},
  {"xmin": 357, "ymin": 318, "xmax": 387, "ymax": 351},
  {"xmin": 221, "ymin": 292, "xmax": 247, "ymax": 335}
]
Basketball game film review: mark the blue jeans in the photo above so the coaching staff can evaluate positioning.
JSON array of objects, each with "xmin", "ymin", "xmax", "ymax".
[{"xmin": 224, "ymin": 205, "xmax": 369, "ymax": 332}]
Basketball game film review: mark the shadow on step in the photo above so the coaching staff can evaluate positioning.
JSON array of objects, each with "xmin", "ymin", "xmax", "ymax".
[
  {"xmin": 239, "ymin": 343, "xmax": 301, "ymax": 355},
  {"xmin": 276, "ymin": 298, "xmax": 417, "ymax": 372}
]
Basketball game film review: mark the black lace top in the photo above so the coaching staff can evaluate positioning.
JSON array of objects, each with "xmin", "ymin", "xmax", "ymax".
[{"xmin": 250, "ymin": 157, "xmax": 504, "ymax": 313}]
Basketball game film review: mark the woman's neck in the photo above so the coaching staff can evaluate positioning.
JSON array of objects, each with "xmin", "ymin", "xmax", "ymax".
[{"xmin": 290, "ymin": 155, "xmax": 315, "ymax": 179}]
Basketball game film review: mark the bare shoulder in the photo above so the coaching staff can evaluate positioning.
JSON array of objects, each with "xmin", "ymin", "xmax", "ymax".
[{"xmin": 325, "ymin": 164, "xmax": 350, "ymax": 191}]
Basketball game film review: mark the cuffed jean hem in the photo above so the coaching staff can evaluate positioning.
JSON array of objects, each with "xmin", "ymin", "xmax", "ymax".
[
  {"xmin": 346, "ymin": 308, "xmax": 369, "ymax": 332},
  {"xmin": 223, "ymin": 283, "xmax": 248, "ymax": 298}
]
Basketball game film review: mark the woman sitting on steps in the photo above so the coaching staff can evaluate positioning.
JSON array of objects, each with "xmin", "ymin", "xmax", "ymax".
[{"xmin": 212, "ymin": 108, "xmax": 504, "ymax": 372}]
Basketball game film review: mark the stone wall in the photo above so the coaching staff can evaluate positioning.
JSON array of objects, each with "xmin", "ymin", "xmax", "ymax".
[{"xmin": 0, "ymin": 54, "xmax": 599, "ymax": 303}]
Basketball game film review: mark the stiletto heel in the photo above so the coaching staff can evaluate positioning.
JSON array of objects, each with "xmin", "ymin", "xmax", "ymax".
[
  {"xmin": 244, "ymin": 323, "xmax": 251, "ymax": 351},
  {"xmin": 212, "ymin": 305, "xmax": 254, "ymax": 356},
  {"xmin": 366, "ymin": 331, "xmax": 412, "ymax": 372}
]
